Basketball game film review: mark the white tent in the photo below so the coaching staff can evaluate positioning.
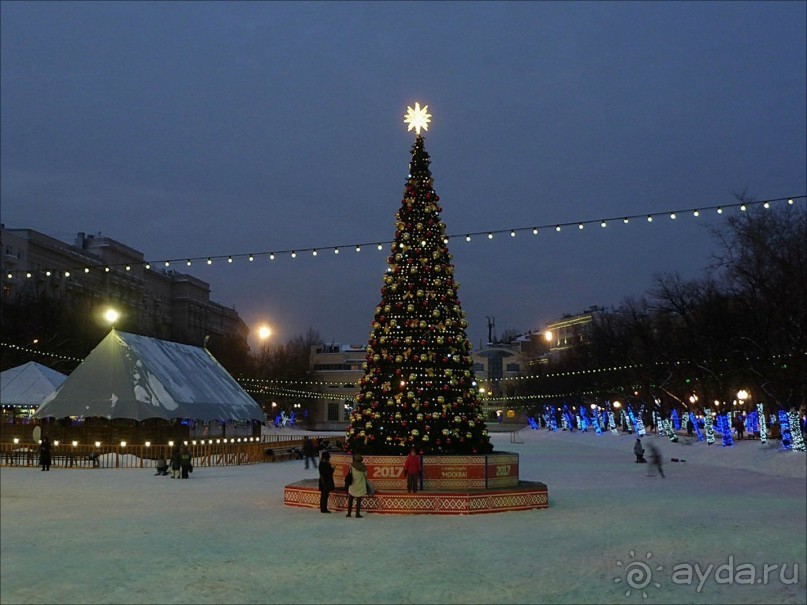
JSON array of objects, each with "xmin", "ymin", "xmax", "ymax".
[
  {"xmin": 34, "ymin": 330, "xmax": 263, "ymax": 422},
  {"xmin": 0, "ymin": 362, "xmax": 68, "ymax": 407}
]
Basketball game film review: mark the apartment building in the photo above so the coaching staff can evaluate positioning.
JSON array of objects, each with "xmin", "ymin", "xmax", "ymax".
[{"xmin": 1, "ymin": 226, "xmax": 247, "ymax": 347}]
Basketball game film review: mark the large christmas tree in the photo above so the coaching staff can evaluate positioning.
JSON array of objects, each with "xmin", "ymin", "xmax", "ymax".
[{"xmin": 345, "ymin": 104, "xmax": 491, "ymax": 456}]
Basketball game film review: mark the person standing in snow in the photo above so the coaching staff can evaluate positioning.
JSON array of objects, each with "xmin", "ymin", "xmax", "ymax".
[
  {"xmin": 633, "ymin": 438, "xmax": 646, "ymax": 463},
  {"xmin": 180, "ymin": 446, "xmax": 192, "ymax": 479},
  {"xmin": 170, "ymin": 447, "xmax": 182, "ymax": 479},
  {"xmin": 39, "ymin": 436, "xmax": 52, "ymax": 471},
  {"xmin": 403, "ymin": 448, "xmax": 422, "ymax": 493},
  {"xmin": 346, "ymin": 453, "xmax": 368, "ymax": 518},
  {"xmin": 647, "ymin": 442, "xmax": 665, "ymax": 478},
  {"xmin": 302, "ymin": 436, "xmax": 317, "ymax": 470},
  {"xmin": 318, "ymin": 451, "xmax": 335, "ymax": 513}
]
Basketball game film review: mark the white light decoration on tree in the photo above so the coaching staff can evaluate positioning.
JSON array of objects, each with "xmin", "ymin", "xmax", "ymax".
[
  {"xmin": 403, "ymin": 102, "xmax": 431, "ymax": 135},
  {"xmin": 663, "ymin": 418, "xmax": 678, "ymax": 442},
  {"xmin": 704, "ymin": 409, "xmax": 716, "ymax": 445},
  {"xmin": 788, "ymin": 410, "xmax": 805, "ymax": 452},
  {"xmin": 757, "ymin": 403, "xmax": 768, "ymax": 444},
  {"xmin": 608, "ymin": 410, "xmax": 618, "ymax": 435}
]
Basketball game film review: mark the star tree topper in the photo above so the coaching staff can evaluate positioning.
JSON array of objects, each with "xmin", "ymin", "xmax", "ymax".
[{"xmin": 404, "ymin": 102, "xmax": 431, "ymax": 135}]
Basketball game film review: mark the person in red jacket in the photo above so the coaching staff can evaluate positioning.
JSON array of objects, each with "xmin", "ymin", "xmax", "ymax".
[{"xmin": 403, "ymin": 448, "xmax": 422, "ymax": 493}]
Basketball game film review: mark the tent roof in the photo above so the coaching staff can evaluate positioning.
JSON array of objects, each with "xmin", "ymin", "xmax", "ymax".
[
  {"xmin": 0, "ymin": 362, "xmax": 68, "ymax": 406},
  {"xmin": 34, "ymin": 330, "xmax": 263, "ymax": 422}
]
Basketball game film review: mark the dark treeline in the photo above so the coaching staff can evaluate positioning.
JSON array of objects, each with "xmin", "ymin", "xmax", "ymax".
[{"xmin": 518, "ymin": 199, "xmax": 806, "ymax": 415}]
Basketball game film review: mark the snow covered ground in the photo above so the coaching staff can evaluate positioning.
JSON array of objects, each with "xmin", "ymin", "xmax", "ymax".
[{"xmin": 1, "ymin": 427, "xmax": 805, "ymax": 605}]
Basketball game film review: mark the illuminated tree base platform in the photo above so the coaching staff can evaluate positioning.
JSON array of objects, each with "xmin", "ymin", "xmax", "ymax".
[
  {"xmin": 284, "ymin": 452, "xmax": 548, "ymax": 514},
  {"xmin": 284, "ymin": 479, "xmax": 548, "ymax": 515}
]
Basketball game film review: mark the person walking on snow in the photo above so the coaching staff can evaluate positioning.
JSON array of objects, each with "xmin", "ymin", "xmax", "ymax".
[
  {"xmin": 633, "ymin": 438, "xmax": 646, "ymax": 463},
  {"xmin": 647, "ymin": 442, "xmax": 665, "ymax": 478},
  {"xmin": 302, "ymin": 436, "xmax": 317, "ymax": 470}
]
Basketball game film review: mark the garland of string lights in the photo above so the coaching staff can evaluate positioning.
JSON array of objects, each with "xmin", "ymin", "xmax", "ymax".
[
  {"xmin": 4, "ymin": 341, "xmax": 798, "ymax": 389},
  {"xmin": 4, "ymin": 196, "xmax": 803, "ymax": 280},
  {"xmin": 3, "ymin": 341, "xmax": 799, "ymax": 408}
]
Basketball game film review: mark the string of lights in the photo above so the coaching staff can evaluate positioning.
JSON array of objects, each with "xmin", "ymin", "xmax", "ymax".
[
  {"xmin": 4, "ymin": 341, "xmax": 801, "ymax": 387},
  {"xmin": 4, "ymin": 195, "xmax": 803, "ymax": 280},
  {"xmin": 0, "ymin": 342, "xmax": 83, "ymax": 362}
]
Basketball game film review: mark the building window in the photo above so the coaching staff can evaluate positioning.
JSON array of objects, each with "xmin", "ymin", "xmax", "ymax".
[
  {"xmin": 473, "ymin": 363, "xmax": 484, "ymax": 372},
  {"xmin": 328, "ymin": 402, "xmax": 339, "ymax": 422},
  {"xmin": 506, "ymin": 363, "xmax": 520, "ymax": 372}
]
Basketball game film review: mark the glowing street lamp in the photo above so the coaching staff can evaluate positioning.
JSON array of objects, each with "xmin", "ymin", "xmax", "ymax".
[
  {"xmin": 104, "ymin": 308, "xmax": 120, "ymax": 326},
  {"xmin": 258, "ymin": 325, "xmax": 272, "ymax": 341}
]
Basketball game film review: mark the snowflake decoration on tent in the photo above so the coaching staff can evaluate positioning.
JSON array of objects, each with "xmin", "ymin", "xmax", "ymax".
[{"xmin": 404, "ymin": 102, "xmax": 431, "ymax": 135}]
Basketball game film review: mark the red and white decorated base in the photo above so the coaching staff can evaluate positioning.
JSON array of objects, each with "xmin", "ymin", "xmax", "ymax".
[{"xmin": 284, "ymin": 452, "xmax": 549, "ymax": 515}]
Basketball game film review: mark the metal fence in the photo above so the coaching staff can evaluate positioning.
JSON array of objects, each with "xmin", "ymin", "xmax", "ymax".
[{"xmin": 1, "ymin": 434, "xmax": 335, "ymax": 469}]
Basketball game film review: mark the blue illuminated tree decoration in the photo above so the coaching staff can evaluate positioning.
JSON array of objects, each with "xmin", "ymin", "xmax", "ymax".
[
  {"xmin": 671, "ymin": 409, "xmax": 681, "ymax": 430},
  {"xmin": 746, "ymin": 411, "xmax": 758, "ymax": 437},
  {"xmin": 778, "ymin": 410, "xmax": 793, "ymax": 450},
  {"xmin": 688, "ymin": 412, "xmax": 704, "ymax": 441},
  {"xmin": 718, "ymin": 414, "xmax": 733, "ymax": 447}
]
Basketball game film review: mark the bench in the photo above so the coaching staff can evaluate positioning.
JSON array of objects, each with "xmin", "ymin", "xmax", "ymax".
[
  {"xmin": 4, "ymin": 448, "xmax": 35, "ymax": 466},
  {"xmin": 49, "ymin": 453, "xmax": 100, "ymax": 468},
  {"xmin": 264, "ymin": 446, "xmax": 302, "ymax": 462}
]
